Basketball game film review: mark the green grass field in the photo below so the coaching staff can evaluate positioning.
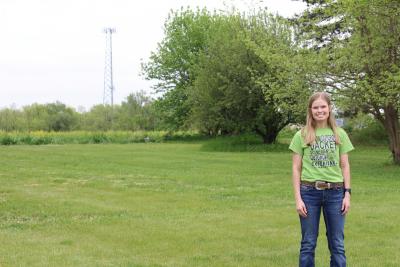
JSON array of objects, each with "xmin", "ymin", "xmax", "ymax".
[{"xmin": 0, "ymin": 143, "xmax": 399, "ymax": 266}]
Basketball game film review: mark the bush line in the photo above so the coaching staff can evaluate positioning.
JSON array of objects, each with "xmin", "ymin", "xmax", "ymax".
[{"xmin": 0, "ymin": 131, "xmax": 204, "ymax": 145}]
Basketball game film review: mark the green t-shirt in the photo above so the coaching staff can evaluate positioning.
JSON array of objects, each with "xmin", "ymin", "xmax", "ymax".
[{"xmin": 289, "ymin": 127, "xmax": 354, "ymax": 182}]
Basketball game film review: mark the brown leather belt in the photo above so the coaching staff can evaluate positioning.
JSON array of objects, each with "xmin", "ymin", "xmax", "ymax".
[{"xmin": 301, "ymin": 180, "xmax": 344, "ymax": 190}]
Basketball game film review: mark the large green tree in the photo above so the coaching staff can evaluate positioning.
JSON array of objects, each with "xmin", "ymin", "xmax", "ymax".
[
  {"xmin": 190, "ymin": 14, "xmax": 265, "ymax": 137},
  {"xmin": 244, "ymin": 11, "xmax": 311, "ymax": 131},
  {"xmin": 190, "ymin": 12, "xmax": 309, "ymax": 143},
  {"xmin": 295, "ymin": 0, "xmax": 400, "ymax": 164},
  {"xmin": 141, "ymin": 8, "xmax": 215, "ymax": 130},
  {"xmin": 143, "ymin": 8, "xmax": 310, "ymax": 142}
]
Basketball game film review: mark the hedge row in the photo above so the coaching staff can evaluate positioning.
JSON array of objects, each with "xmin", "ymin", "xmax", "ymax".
[{"xmin": 0, "ymin": 131, "xmax": 204, "ymax": 145}]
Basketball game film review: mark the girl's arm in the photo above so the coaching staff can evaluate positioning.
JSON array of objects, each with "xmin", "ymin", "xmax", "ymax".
[
  {"xmin": 293, "ymin": 153, "xmax": 307, "ymax": 217},
  {"xmin": 340, "ymin": 154, "xmax": 351, "ymax": 215}
]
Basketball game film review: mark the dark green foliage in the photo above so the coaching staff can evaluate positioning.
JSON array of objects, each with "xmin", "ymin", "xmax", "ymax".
[
  {"xmin": 348, "ymin": 123, "xmax": 388, "ymax": 146},
  {"xmin": 143, "ymin": 8, "xmax": 310, "ymax": 142},
  {"xmin": 45, "ymin": 102, "xmax": 78, "ymax": 131},
  {"xmin": 343, "ymin": 113, "xmax": 388, "ymax": 145},
  {"xmin": 200, "ymin": 133, "xmax": 288, "ymax": 152},
  {"xmin": 190, "ymin": 14, "xmax": 270, "ymax": 136},
  {"xmin": 295, "ymin": 0, "xmax": 400, "ymax": 164},
  {"xmin": 90, "ymin": 133, "xmax": 110, "ymax": 144},
  {"xmin": 293, "ymin": 0, "xmax": 352, "ymax": 51},
  {"xmin": 0, "ymin": 135, "xmax": 18, "ymax": 145},
  {"xmin": 151, "ymin": 88, "xmax": 190, "ymax": 131},
  {"xmin": 141, "ymin": 8, "xmax": 215, "ymax": 130}
]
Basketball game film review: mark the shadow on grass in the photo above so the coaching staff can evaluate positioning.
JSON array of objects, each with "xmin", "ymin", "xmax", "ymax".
[{"xmin": 200, "ymin": 133, "xmax": 288, "ymax": 152}]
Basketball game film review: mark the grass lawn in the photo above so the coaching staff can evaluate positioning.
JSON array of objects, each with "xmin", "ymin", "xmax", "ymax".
[{"xmin": 0, "ymin": 143, "xmax": 399, "ymax": 266}]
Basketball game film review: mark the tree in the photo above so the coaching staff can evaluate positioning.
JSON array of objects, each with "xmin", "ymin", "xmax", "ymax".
[
  {"xmin": 45, "ymin": 102, "xmax": 78, "ymax": 131},
  {"xmin": 143, "ymin": 7, "xmax": 310, "ymax": 142},
  {"xmin": 23, "ymin": 104, "xmax": 50, "ymax": 131},
  {"xmin": 21, "ymin": 102, "xmax": 79, "ymax": 131},
  {"xmin": 244, "ymin": 11, "xmax": 312, "ymax": 136},
  {"xmin": 114, "ymin": 91, "xmax": 157, "ymax": 131},
  {"xmin": 190, "ymin": 15, "xmax": 261, "ymax": 136},
  {"xmin": 190, "ymin": 12, "xmax": 309, "ymax": 143},
  {"xmin": 141, "ymin": 8, "xmax": 217, "ymax": 130},
  {"xmin": 81, "ymin": 104, "xmax": 114, "ymax": 131},
  {"xmin": 0, "ymin": 107, "xmax": 24, "ymax": 131},
  {"xmin": 295, "ymin": 0, "xmax": 400, "ymax": 164}
]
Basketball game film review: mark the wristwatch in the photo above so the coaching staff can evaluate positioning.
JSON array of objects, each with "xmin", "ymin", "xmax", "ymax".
[{"xmin": 344, "ymin": 188, "xmax": 352, "ymax": 195}]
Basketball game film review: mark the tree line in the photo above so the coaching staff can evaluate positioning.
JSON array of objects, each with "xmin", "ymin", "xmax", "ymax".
[
  {"xmin": 142, "ymin": 0, "xmax": 400, "ymax": 164},
  {"xmin": 1, "ymin": 0, "xmax": 399, "ymax": 164},
  {"xmin": 0, "ymin": 91, "xmax": 158, "ymax": 132}
]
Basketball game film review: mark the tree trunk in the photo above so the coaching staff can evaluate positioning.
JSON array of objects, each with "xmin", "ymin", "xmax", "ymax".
[
  {"xmin": 254, "ymin": 128, "xmax": 278, "ymax": 144},
  {"xmin": 254, "ymin": 122, "xmax": 288, "ymax": 144},
  {"xmin": 262, "ymin": 131, "xmax": 279, "ymax": 144},
  {"xmin": 382, "ymin": 104, "xmax": 400, "ymax": 165}
]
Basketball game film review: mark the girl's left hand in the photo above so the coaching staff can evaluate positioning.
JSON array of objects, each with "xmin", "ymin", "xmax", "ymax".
[{"xmin": 341, "ymin": 194, "xmax": 351, "ymax": 215}]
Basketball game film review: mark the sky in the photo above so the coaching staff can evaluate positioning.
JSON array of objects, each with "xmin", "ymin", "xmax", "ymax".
[{"xmin": 0, "ymin": 0, "xmax": 306, "ymax": 111}]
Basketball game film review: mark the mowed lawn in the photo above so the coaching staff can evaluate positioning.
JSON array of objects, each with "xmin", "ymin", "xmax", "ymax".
[{"xmin": 0, "ymin": 143, "xmax": 399, "ymax": 267}]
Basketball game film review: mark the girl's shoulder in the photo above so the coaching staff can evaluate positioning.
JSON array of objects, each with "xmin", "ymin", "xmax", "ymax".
[
  {"xmin": 292, "ymin": 128, "xmax": 307, "ymax": 145},
  {"xmin": 293, "ymin": 128, "xmax": 304, "ymax": 138}
]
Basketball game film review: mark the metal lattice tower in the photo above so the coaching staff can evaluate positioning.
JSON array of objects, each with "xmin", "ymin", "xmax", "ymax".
[{"xmin": 103, "ymin": 28, "xmax": 116, "ymax": 106}]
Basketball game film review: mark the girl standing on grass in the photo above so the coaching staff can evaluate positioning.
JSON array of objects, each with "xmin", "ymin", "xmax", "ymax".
[{"xmin": 289, "ymin": 92, "xmax": 354, "ymax": 267}]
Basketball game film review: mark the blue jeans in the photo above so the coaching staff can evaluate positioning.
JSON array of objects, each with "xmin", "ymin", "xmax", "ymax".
[{"xmin": 299, "ymin": 185, "xmax": 346, "ymax": 267}]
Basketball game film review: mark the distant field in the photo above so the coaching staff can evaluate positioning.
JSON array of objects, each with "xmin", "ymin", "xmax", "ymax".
[{"xmin": 0, "ymin": 143, "xmax": 399, "ymax": 266}]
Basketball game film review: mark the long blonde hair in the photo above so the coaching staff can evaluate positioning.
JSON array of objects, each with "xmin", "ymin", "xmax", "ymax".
[{"xmin": 301, "ymin": 92, "xmax": 341, "ymax": 145}]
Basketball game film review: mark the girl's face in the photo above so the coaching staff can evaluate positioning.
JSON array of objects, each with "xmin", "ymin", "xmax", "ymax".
[{"xmin": 311, "ymin": 97, "xmax": 330, "ymax": 123}]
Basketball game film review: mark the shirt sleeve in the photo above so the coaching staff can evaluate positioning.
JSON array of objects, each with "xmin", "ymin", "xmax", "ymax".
[
  {"xmin": 339, "ymin": 128, "xmax": 354, "ymax": 155},
  {"xmin": 289, "ymin": 130, "xmax": 304, "ymax": 156}
]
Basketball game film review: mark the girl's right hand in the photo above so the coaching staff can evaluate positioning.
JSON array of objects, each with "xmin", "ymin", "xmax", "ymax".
[{"xmin": 296, "ymin": 199, "xmax": 308, "ymax": 217}]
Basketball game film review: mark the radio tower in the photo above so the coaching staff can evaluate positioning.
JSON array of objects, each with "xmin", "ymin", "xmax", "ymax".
[{"xmin": 103, "ymin": 28, "xmax": 116, "ymax": 106}]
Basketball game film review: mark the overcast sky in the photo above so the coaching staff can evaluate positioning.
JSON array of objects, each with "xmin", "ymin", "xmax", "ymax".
[{"xmin": 0, "ymin": 0, "xmax": 306, "ymax": 111}]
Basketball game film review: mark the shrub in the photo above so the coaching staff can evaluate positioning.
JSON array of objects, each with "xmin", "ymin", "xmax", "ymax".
[
  {"xmin": 342, "ymin": 113, "xmax": 388, "ymax": 145},
  {"xmin": 201, "ymin": 133, "xmax": 288, "ymax": 152},
  {"xmin": 0, "ymin": 131, "xmax": 204, "ymax": 146},
  {"xmin": 0, "ymin": 135, "xmax": 18, "ymax": 145}
]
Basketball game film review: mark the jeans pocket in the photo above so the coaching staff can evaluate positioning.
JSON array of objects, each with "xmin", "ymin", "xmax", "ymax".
[
  {"xmin": 331, "ymin": 188, "xmax": 345, "ymax": 201},
  {"xmin": 300, "ymin": 185, "xmax": 313, "ymax": 191},
  {"xmin": 334, "ymin": 187, "xmax": 345, "ymax": 194}
]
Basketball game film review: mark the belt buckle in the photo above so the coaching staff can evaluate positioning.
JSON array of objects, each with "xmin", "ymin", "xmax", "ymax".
[{"xmin": 315, "ymin": 180, "xmax": 330, "ymax": 190}]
